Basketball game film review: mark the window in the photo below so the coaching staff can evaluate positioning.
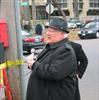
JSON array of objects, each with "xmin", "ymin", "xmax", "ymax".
[
  {"xmin": 85, "ymin": 22, "xmax": 96, "ymax": 28},
  {"xmin": 36, "ymin": 6, "xmax": 47, "ymax": 20},
  {"xmin": 73, "ymin": 0, "xmax": 83, "ymax": 10},
  {"xmin": 57, "ymin": 3, "xmax": 67, "ymax": 8},
  {"xmin": 53, "ymin": 0, "xmax": 67, "ymax": 8},
  {"xmin": 79, "ymin": 0, "xmax": 83, "ymax": 1},
  {"xmin": 89, "ymin": 0, "xmax": 99, "ymax": 8},
  {"xmin": 79, "ymin": 3, "xmax": 83, "ymax": 9},
  {"xmin": 57, "ymin": 0, "xmax": 67, "ymax": 3}
]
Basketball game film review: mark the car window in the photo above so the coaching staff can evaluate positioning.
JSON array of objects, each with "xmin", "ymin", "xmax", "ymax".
[
  {"xmin": 96, "ymin": 22, "xmax": 99, "ymax": 28},
  {"xmin": 84, "ymin": 22, "xmax": 96, "ymax": 29},
  {"xmin": 21, "ymin": 30, "xmax": 32, "ymax": 39},
  {"xmin": 21, "ymin": 30, "xmax": 32, "ymax": 35}
]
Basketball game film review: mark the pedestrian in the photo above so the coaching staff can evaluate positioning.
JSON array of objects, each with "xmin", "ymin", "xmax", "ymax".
[
  {"xmin": 69, "ymin": 39, "xmax": 88, "ymax": 100},
  {"xmin": 26, "ymin": 18, "xmax": 88, "ymax": 100},
  {"xmin": 64, "ymin": 30, "xmax": 88, "ymax": 100},
  {"xmin": 23, "ymin": 21, "xmax": 31, "ymax": 32},
  {"xmin": 35, "ymin": 24, "xmax": 43, "ymax": 35}
]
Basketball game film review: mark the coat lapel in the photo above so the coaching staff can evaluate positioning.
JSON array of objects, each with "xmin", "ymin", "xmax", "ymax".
[{"xmin": 37, "ymin": 47, "xmax": 51, "ymax": 61}]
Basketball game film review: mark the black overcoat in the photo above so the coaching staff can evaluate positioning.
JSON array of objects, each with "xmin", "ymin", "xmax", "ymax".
[
  {"xmin": 70, "ymin": 42, "xmax": 88, "ymax": 79},
  {"xmin": 26, "ymin": 39, "xmax": 77, "ymax": 100}
]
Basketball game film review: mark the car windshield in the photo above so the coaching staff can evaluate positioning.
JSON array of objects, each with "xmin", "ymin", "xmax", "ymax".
[
  {"xmin": 84, "ymin": 22, "xmax": 98, "ymax": 29},
  {"xmin": 21, "ymin": 30, "xmax": 32, "ymax": 39}
]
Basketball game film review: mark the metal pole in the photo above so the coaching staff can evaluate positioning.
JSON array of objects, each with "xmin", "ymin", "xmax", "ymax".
[
  {"xmin": 48, "ymin": 0, "xmax": 51, "ymax": 23},
  {"xmin": 32, "ymin": 0, "xmax": 36, "ymax": 33},
  {"xmin": 49, "ymin": 3, "xmax": 51, "ymax": 23},
  {"xmin": 32, "ymin": 0, "xmax": 36, "ymax": 20},
  {"xmin": 14, "ymin": 0, "xmax": 23, "ymax": 99}
]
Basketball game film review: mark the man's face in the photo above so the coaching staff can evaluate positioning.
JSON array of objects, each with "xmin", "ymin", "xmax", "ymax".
[{"xmin": 44, "ymin": 27, "xmax": 64, "ymax": 44}]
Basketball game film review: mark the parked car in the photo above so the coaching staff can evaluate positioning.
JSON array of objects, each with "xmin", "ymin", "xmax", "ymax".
[
  {"xmin": 78, "ymin": 21, "xmax": 99, "ymax": 39},
  {"xmin": 68, "ymin": 18, "xmax": 83, "ymax": 28},
  {"xmin": 85, "ymin": 18, "xmax": 99, "ymax": 24},
  {"xmin": 21, "ymin": 30, "xmax": 32, "ymax": 39},
  {"xmin": 21, "ymin": 30, "xmax": 45, "ymax": 53},
  {"xmin": 67, "ymin": 21, "xmax": 77, "ymax": 29},
  {"xmin": 45, "ymin": 21, "xmax": 77, "ymax": 29}
]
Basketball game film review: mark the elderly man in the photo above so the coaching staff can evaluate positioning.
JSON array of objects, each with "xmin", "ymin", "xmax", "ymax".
[{"xmin": 26, "ymin": 18, "xmax": 88, "ymax": 100}]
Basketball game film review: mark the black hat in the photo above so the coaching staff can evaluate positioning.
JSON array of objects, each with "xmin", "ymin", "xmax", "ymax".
[{"xmin": 47, "ymin": 18, "xmax": 69, "ymax": 33}]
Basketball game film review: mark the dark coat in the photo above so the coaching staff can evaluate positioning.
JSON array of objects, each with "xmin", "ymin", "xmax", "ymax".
[
  {"xmin": 70, "ymin": 42, "xmax": 88, "ymax": 79},
  {"xmin": 35, "ymin": 24, "xmax": 42, "ymax": 35},
  {"xmin": 26, "ymin": 39, "xmax": 77, "ymax": 100}
]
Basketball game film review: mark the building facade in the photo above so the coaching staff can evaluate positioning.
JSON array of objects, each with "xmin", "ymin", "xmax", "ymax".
[{"xmin": 20, "ymin": 0, "xmax": 99, "ymax": 21}]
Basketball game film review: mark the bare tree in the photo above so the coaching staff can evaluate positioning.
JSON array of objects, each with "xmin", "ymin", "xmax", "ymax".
[{"xmin": 51, "ymin": 0, "xmax": 66, "ymax": 19}]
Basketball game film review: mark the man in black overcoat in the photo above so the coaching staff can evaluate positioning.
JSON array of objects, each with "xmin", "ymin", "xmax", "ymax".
[{"xmin": 26, "ymin": 18, "xmax": 88, "ymax": 100}]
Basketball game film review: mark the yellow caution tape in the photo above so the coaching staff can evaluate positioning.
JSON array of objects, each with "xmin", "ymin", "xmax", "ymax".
[
  {"xmin": 0, "ymin": 60, "xmax": 25, "ymax": 70},
  {"xmin": 0, "ymin": 70, "xmax": 3, "ymax": 85},
  {"xmin": 0, "ymin": 63, "xmax": 6, "ymax": 70}
]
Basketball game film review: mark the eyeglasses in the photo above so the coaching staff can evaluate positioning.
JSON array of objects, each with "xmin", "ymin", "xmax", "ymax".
[{"xmin": 45, "ymin": 28, "xmax": 58, "ymax": 33}]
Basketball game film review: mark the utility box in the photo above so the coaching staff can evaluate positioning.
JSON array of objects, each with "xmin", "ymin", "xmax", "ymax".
[{"xmin": 0, "ymin": 19, "xmax": 9, "ymax": 48}]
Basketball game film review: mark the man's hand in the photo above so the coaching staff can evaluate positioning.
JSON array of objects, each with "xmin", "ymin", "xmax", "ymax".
[
  {"xmin": 26, "ymin": 54, "xmax": 36, "ymax": 69},
  {"xmin": 76, "ymin": 74, "xmax": 80, "ymax": 79}
]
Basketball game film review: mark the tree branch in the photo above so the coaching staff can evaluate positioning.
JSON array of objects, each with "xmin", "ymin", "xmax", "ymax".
[{"xmin": 51, "ymin": 0, "xmax": 66, "ymax": 19}]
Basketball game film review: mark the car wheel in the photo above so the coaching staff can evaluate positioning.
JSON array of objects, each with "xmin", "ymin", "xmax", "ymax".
[{"xmin": 96, "ymin": 31, "xmax": 99, "ymax": 38}]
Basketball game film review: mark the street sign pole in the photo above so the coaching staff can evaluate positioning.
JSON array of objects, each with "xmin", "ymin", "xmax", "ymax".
[
  {"xmin": 46, "ymin": 1, "xmax": 54, "ymax": 23},
  {"xmin": 47, "ymin": 0, "xmax": 51, "ymax": 23},
  {"xmin": 48, "ymin": 3, "xmax": 51, "ymax": 23}
]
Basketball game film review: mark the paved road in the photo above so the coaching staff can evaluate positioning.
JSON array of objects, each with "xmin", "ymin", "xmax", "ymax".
[{"xmin": 22, "ymin": 39, "xmax": 99, "ymax": 100}]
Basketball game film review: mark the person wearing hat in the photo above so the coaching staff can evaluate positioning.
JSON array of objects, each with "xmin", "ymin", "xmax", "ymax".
[{"xmin": 26, "ymin": 18, "xmax": 88, "ymax": 100}]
